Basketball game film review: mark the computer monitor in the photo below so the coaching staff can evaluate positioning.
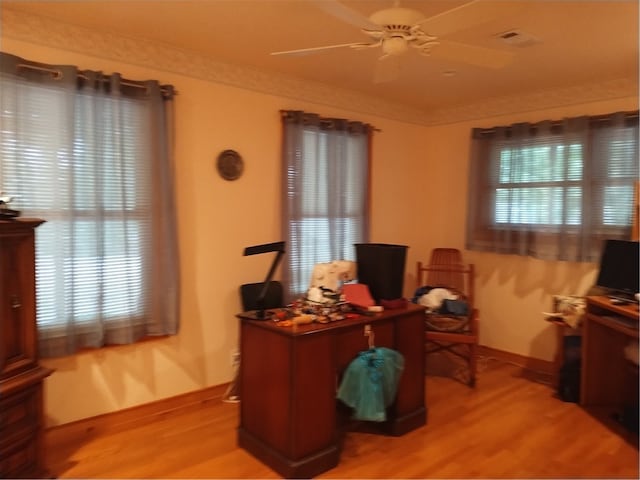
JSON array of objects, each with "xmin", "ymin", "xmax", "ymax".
[{"xmin": 595, "ymin": 239, "xmax": 639, "ymax": 301}]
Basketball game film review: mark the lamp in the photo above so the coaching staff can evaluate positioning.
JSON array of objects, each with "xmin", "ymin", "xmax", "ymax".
[{"xmin": 243, "ymin": 241, "xmax": 286, "ymax": 319}]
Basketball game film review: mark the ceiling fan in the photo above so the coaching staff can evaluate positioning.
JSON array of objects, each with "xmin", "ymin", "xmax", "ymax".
[{"xmin": 271, "ymin": 0, "xmax": 521, "ymax": 82}]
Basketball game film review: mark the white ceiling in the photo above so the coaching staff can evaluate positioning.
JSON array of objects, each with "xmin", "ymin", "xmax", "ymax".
[{"xmin": 3, "ymin": 0, "xmax": 639, "ymax": 118}]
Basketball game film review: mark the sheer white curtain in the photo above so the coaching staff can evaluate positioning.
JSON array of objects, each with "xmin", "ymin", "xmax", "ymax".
[
  {"xmin": 281, "ymin": 110, "xmax": 372, "ymax": 300},
  {"xmin": 466, "ymin": 111, "xmax": 639, "ymax": 262},
  {"xmin": 0, "ymin": 52, "xmax": 180, "ymax": 357}
]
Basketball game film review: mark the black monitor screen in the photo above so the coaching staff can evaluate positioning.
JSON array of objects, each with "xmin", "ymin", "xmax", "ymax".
[{"xmin": 595, "ymin": 239, "xmax": 640, "ymax": 297}]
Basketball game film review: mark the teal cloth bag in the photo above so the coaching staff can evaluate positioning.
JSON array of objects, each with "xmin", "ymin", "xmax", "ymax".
[{"xmin": 336, "ymin": 347, "xmax": 404, "ymax": 422}]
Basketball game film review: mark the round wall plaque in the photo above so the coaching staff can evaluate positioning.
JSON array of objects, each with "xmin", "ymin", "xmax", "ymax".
[{"xmin": 216, "ymin": 149, "xmax": 244, "ymax": 181}]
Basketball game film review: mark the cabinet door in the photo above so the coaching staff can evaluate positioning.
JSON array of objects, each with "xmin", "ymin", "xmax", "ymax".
[{"xmin": 0, "ymin": 230, "xmax": 38, "ymax": 380}]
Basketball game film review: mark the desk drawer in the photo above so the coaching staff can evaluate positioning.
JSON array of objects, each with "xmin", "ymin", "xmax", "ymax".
[{"xmin": 0, "ymin": 385, "xmax": 40, "ymax": 448}]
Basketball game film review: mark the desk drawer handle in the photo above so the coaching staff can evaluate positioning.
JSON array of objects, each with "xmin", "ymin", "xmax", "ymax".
[{"xmin": 364, "ymin": 324, "xmax": 375, "ymax": 349}]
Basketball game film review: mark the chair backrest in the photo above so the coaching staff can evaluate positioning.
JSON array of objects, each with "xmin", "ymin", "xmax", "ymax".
[
  {"xmin": 429, "ymin": 248, "xmax": 463, "ymax": 266},
  {"xmin": 426, "ymin": 248, "xmax": 465, "ymax": 291},
  {"xmin": 417, "ymin": 249, "xmax": 475, "ymax": 307}
]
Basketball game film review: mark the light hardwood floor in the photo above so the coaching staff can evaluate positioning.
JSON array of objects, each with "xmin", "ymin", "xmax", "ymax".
[{"xmin": 45, "ymin": 357, "xmax": 639, "ymax": 479}]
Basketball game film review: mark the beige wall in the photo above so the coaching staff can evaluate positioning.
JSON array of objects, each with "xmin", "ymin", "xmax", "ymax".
[{"xmin": 2, "ymin": 37, "xmax": 637, "ymax": 426}]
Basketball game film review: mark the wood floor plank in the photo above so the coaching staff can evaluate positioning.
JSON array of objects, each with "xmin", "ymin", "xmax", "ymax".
[{"xmin": 45, "ymin": 358, "xmax": 638, "ymax": 478}]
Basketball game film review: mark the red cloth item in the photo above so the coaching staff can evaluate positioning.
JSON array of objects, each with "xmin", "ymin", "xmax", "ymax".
[{"xmin": 342, "ymin": 283, "xmax": 375, "ymax": 308}]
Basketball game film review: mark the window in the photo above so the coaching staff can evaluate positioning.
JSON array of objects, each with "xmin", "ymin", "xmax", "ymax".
[
  {"xmin": 466, "ymin": 112, "xmax": 638, "ymax": 262},
  {"xmin": 281, "ymin": 110, "xmax": 372, "ymax": 298},
  {"xmin": 0, "ymin": 52, "xmax": 179, "ymax": 357}
]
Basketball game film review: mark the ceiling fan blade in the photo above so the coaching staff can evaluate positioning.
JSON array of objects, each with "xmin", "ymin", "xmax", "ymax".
[
  {"xmin": 416, "ymin": 0, "xmax": 525, "ymax": 37},
  {"xmin": 309, "ymin": 0, "xmax": 381, "ymax": 31},
  {"xmin": 271, "ymin": 42, "xmax": 376, "ymax": 57},
  {"xmin": 427, "ymin": 40, "xmax": 514, "ymax": 69},
  {"xmin": 373, "ymin": 55, "xmax": 401, "ymax": 84}
]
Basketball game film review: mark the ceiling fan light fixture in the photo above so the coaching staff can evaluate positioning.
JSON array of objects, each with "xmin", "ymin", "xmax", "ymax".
[
  {"xmin": 382, "ymin": 36, "xmax": 408, "ymax": 56},
  {"xmin": 271, "ymin": 1, "xmax": 517, "ymax": 80}
]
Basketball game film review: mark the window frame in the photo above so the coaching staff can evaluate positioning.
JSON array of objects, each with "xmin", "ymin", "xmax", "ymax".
[
  {"xmin": 466, "ymin": 112, "xmax": 639, "ymax": 261},
  {"xmin": 281, "ymin": 111, "xmax": 372, "ymax": 299},
  {"xmin": 0, "ymin": 51, "xmax": 179, "ymax": 356}
]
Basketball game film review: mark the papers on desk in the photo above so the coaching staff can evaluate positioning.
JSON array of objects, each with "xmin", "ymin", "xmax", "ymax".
[
  {"xmin": 542, "ymin": 312, "xmax": 576, "ymax": 330},
  {"xmin": 543, "ymin": 295, "xmax": 586, "ymax": 329}
]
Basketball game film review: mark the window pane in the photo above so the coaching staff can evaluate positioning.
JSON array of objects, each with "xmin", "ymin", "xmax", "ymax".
[
  {"xmin": 495, "ymin": 186, "xmax": 581, "ymax": 225},
  {"xmin": 603, "ymin": 185, "xmax": 635, "ymax": 226},
  {"xmin": 492, "ymin": 129, "xmax": 638, "ymax": 229},
  {"xmin": 290, "ymin": 217, "xmax": 362, "ymax": 293},
  {"xmin": 566, "ymin": 144, "xmax": 583, "ymax": 180}
]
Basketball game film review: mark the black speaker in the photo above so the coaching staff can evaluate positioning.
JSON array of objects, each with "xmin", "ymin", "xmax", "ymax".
[{"xmin": 354, "ymin": 243, "xmax": 408, "ymax": 302}]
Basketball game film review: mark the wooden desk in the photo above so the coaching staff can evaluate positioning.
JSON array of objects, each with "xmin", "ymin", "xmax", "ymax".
[
  {"xmin": 237, "ymin": 304, "xmax": 427, "ymax": 478},
  {"xmin": 581, "ymin": 296, "xmax": 639, "ymax": 410}
]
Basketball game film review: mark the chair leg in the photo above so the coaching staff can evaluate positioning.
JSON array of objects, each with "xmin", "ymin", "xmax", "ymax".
[{"xmin": 426, "ymin": 341, "xmax": 477, "ymax": 388}]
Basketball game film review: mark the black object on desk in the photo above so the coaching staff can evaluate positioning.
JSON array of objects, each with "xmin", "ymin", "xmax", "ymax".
[
  {"xmin": 242, "ymin": 241, "xmax": 285, "ymax": 319},
  {"xmin": 0, "ymin": 208, "xmax": 20, "ymax": 218}
]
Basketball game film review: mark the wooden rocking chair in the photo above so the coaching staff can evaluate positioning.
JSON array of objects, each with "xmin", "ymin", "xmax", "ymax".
[{"xmin": 416, "ymin": 248, "xmax": 479, "ymax": 387}]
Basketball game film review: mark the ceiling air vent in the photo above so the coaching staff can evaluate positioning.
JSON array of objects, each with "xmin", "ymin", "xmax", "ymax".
[{"xmin": 497, "ymin": 29, "xmax": 540, "ymax": 47}]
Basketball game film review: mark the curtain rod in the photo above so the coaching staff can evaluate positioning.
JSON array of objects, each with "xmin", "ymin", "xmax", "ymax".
[
  {"xmin": 16, "ymin": 62, "xmax": 176, "ymax": 97},
  {"xmin": 280, "ymin": 109, "xmax": 381, "ymax": 132},
  {"xmin": 475, "ymin": 110, "xmax": 639, "ymax": 134}
]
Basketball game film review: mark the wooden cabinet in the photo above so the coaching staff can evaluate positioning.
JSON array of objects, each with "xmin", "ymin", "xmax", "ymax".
[
  {"xmin": 237, "ymin": 304, "xmax": 427, "ymax": 478},
  {"xmin": 0, "ymin": 219, "xmax": 52, "ymax": 478},
  {"xmin": 632, "ymin": 180, "xmax": 639, "ymax": 241}
]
